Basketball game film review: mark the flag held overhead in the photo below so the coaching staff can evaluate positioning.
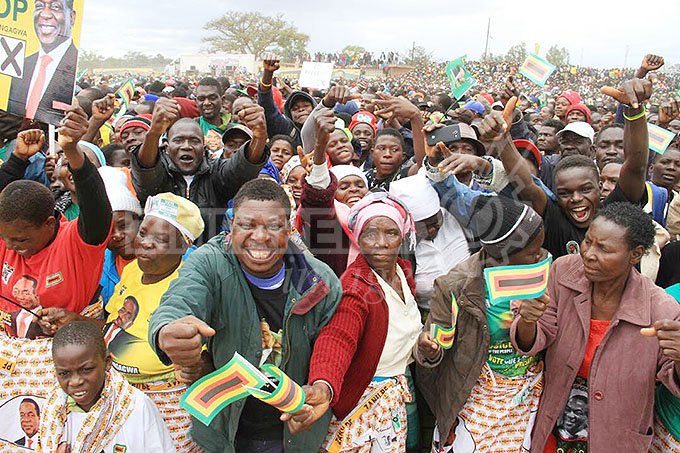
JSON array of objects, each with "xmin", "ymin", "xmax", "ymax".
[{"xmin": 519, "ymin": 53, "xmax": 556, "ymax": 87}]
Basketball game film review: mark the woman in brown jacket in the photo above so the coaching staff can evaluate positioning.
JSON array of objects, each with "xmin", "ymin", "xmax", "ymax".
[
  {"xmin": 415, "ymin": 195, "xmax": 547, "ymax": 452},
  {"xmin": 512, "ymin": 202, "xmax": 680, "ymax": 452}
]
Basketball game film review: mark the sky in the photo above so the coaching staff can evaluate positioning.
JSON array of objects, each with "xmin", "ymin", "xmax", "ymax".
[{"xmin": 79, "ymin": 0, "xmax": 680, "ymax": 69}]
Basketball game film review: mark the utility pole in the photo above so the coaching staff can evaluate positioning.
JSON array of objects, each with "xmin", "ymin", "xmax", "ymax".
[
  {"xmin": 483, "ymin": 18, "xmax": 491, "ymax": 61},
  {"xmin": 623, "ymin": 44, "xmax": 629, "ymax": 68},
  {"xmin": 411, "ymin": 41, "xmax": 415, "ymax": 64}
]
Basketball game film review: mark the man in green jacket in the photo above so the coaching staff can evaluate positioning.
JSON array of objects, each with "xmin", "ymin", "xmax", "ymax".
[{"xmin": 148, "ymin": 178, "xmax": 342, "ymax": 453}]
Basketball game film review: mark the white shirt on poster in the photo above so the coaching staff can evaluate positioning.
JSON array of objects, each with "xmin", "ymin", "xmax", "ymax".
[{"xmin": 27, "ymin": 40, "xmax": 72, "ymax": 101}]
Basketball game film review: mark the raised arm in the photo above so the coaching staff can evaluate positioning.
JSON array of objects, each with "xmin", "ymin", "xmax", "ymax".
[
  {"xmin": 136, "ymin": 97, "xmax": 180, "ymax": 168},
  {"xmin": 58, "ymin": 102, "xmax": 112, "ymax": 245},
  {"xmin": 258, "ymin": 56, "xmax": 296, "ymax": 140},
  {"xmin": 301, "ymin": 86, "xmax": 352, "ymax": 153},
  {"xmin": 480, "ymin": 99, "xmax": 547, "ymax": 216},
  {"xmin": 372, "ymin": 94, "xmax": 425, "ymax": 175},
  {"xmin": 212, "ymin": 104, "xmax": 269, "ymax": 201},
  {"xmin": 601, "ymin": 78, "xmax": 653, "ymax": 202},
  {"xmin": 0, "ymin": 130, "xmax": 44, "ymax": 191},
  {"xmin": 82, "ymin": 93, "xmax": 115, "ymax": 145}
]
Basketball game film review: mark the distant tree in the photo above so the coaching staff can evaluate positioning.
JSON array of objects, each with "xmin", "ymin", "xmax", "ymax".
[
  {"xmin": 204, "ymin": 11, "xmax": 309, "ymax": 59},
  {"xmin": 78, "ymin": 50, "xmax": 104, "ymax": 68},
  {"xmin": 505, "ymin": 42, "xmax": 527, "ymax": 64},
  {"xmin": 545, "ymin": 45, "xmax": 570, "ymax": 67},
  {"xmin": 405, "ymin": 46, "xmax": 432, "ymax": 67}
]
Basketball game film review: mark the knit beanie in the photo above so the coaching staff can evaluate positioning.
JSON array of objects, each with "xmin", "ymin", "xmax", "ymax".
[
  {"xmin": 98, "ymin": 166, "xmax": 142, "ymax": 216},
  {"xmin": 470, "ymin": 195, "xmax": 543, "ymax": 259}
]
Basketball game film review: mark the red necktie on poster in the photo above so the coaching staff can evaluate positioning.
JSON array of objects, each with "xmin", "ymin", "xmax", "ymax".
[
  {"xmin": 25, "ymin": 54, "xmax": 53, "ymax": 119},
  {"xmin": 27, "ymin": 439, "xmax": 32, "ymax": 448}
]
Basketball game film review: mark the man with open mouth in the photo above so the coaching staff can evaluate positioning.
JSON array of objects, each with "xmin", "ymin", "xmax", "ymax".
[
  {"xmin": 149, "ymin": 178, "xmax": 343, "ymax": 453},
  {"xmin": 131, "ymin": 96, "xmax": 270, "ymax": 244}
]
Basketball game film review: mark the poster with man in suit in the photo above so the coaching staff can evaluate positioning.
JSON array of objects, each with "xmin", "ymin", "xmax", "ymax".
[{"xmin": 0, "ymin": 0, "xmax": 84, "ymax": 125}]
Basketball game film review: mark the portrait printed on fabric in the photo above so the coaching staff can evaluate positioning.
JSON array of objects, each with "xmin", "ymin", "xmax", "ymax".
[
  {"xmin": 0, "ymin": 275, "xmax": 43, "ymax": 339},
  {"xmin": 0, "ymin": 395, "xmax": 45, "ymax": 450}
]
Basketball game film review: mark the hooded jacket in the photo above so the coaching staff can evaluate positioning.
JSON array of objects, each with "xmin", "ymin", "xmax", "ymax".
[{"xmin": 258, "ymin": 88, "xmax": 316, "ymax": 147}]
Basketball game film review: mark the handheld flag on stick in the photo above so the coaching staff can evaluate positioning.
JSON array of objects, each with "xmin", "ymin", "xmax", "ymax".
[
  {"xmin": 181, "ymin": 352, "xmax": 306, "ymax": 425},
  {"xmin": 429, "ymin": 293, "xmax": 460, "ymax": 349},
  {"xmin": 76, "ymin": 68, "xmax": 88, "ymax": 82},
  {"xmin": 519, "ymin": 54, "xmax": 556, "ymax": 87},
  {"xmin": 484, "ymin": 255, "xmax": 552, "ymax": 305},
  {"xmin": 180, "ymin": 352, "xmax": 267, "ymax": 425},
  {"xmin": 430, "ymin": 324, "xmax": 455, "ymax": 349},
  {"xmin": 445, "ymin": 56, "xmax": 477, "ymax": 100},
  {"xmin": 244, "ymin": 364, "xmax": 306, "ymax": 414},
  {"xmin": 116, "ymin": 79, "xmax": 135, "ymax": 108},
  {"xmin": 648, "ymin": 123, "xmax": 677, "ymax": 155}
]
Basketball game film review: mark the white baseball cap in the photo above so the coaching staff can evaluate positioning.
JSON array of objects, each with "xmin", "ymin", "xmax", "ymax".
[{"xmin": 557, "ymin": 121, "xmax": 595, "ymax": 143}]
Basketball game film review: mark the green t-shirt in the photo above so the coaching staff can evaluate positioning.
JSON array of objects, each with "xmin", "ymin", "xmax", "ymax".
[{"xmin": 486, "ymin": 298, "xmax": 537, "ymax": 377}]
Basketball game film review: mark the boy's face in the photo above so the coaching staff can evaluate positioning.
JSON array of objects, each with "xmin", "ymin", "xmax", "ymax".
[{"xmin": 53, "ymin": 343, "xmax": 111, "ymax": 412}]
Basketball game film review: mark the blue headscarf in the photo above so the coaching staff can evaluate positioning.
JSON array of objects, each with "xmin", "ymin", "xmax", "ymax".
[{"xmin": 259, "ymin": 159, "xmax": 282, "ymax": 184}]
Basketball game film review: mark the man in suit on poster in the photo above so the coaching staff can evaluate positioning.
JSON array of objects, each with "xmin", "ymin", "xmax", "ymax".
[{"xmin": 8, "ymin": 0, "xmax": 78, "ymax": 125}]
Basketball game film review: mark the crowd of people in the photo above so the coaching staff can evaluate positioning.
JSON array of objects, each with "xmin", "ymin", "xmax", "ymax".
[{"xmin": 0, "ymin": 43, "xmax": 679, "ymax": 453}]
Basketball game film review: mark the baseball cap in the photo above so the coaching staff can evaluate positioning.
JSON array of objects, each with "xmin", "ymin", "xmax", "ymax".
[
  {"xmin": 513, "ymin": 139, "xmax": 541, "ymax": 168},
  {"xmin": 349, "ymin": 111, "xmax": 378, "ymax": 133},
  {"xmin": 557, "ymin": 121, "xmax": 595, "ymax": 143},
  {"xmin": 222, "ymin": 124, "xmax": 253, "ymax": 143}
]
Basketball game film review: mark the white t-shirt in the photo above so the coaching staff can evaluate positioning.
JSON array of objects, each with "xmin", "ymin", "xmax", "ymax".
[
  {"xmin": 65, "ymin": 388, "xmax": 174, "ymax": 453},
  {"xmin": 373, "ymin": 265, "xmax": 422, "ymax": 377}
]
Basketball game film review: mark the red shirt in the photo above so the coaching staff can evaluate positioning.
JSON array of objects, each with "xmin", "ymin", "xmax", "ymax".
[
  {"xmin": 545, "ymin": 319, "xmax": 610, "ymax": 452},
  {"xmin": 0, "ymin": 216, "xmax": 108, "ymax": 320}
]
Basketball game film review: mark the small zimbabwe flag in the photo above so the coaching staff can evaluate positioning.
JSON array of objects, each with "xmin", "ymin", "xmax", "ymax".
[
  {"xmin": 180, "ymin": 352, "xmax": 267, "ymax": 425},
  {"xmin": 244, "ymin": 364, "xmax": 305, "ymax": 414},
  {"xmin": 116, "ymin": 79, "xmax": 136, "ymax": 108},
  {"xmin": 430, "ymin": 323, "xmax": 455, "ymax": 349},
  {"xmin": 519, "ymin": 53, "xmax": 556, "ymax": 87},
  {"xmin": 484, "ymin": 255, "xmax": 553, "ymax": 305},
  {"xmin": 648, "ymin": 123, "xmax": 677, "ymax": 155}
]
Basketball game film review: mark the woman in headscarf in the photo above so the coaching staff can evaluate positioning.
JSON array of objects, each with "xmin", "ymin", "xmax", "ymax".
[
  {"xmin": 511, "ymin": 202, "xmax": 680, "ymax": 452},
  {"xmin": 415, "ymin": 195, "xmax": 546, "ymax": 453},
  {"xmin": 297, "ymin": 111, "xmax": 369, "ymax": 276},
  {"xmin": 287, "ymin": 190, "xmax": 421, "ymax": 452},
  {"xmin": 103, "ymin": 193, "xmax": 204, "ymax": 452}
]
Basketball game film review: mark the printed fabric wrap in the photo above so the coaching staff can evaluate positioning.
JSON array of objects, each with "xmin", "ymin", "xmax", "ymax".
[{"xmin": 37, "ymin": 369, "xmax": 135, "ymax": 453}]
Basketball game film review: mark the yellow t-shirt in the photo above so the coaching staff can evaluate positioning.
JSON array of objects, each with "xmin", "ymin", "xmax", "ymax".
[{"xmin": 104, "ymin": 260, "xmax": 181, "ymax": 383}]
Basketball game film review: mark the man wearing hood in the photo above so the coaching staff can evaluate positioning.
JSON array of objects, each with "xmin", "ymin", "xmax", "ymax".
[{"xmin": 258, "ymin": 58, "xmax": 316, "ymax": 147}]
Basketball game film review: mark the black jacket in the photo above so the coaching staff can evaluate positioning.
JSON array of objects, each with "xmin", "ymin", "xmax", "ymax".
[{"xmin": 130, "ymin": 142, "xmax": 268, "ymax": 244}]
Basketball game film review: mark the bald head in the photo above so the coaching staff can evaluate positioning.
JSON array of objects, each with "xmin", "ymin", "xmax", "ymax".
[{"xmin": 168, "ymin": 118, "xmax": 202, "ymax": 139}]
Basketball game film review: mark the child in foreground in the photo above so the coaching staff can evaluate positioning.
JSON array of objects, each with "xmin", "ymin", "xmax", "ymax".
[{"xmin": 37, "ymin": 320, "xmax": 174, "ymax": 453}]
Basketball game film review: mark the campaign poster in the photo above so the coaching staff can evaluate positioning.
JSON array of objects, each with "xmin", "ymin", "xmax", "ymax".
[{"xmin": 0, "ymin": 0, "xmax": 85, "ymax": 125}]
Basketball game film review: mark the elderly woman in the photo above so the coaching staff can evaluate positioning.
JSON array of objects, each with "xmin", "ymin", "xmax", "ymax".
[
  {"xmin": 104, "ymin": 192, "xmax": 204, "ymax": 452},
  {"xmin": 415, "ymin": 195, "xmax": 546, "ymax": 452},
  {"xmin": 287, "ymin": 191, "xmax": 421, "ymax": 452},
  {"xmin": 296, "ymin": 111, "xmax": 369, "ymax": 276},
  {"xmin": 511, "ymin": 202, "xmax": 680, "ymax": 452}
]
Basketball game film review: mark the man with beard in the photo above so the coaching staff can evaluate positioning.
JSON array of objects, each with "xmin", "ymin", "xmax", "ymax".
[{"xmin": 130, "ymin": 97, "xmax": 269, "ymax": 243}]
